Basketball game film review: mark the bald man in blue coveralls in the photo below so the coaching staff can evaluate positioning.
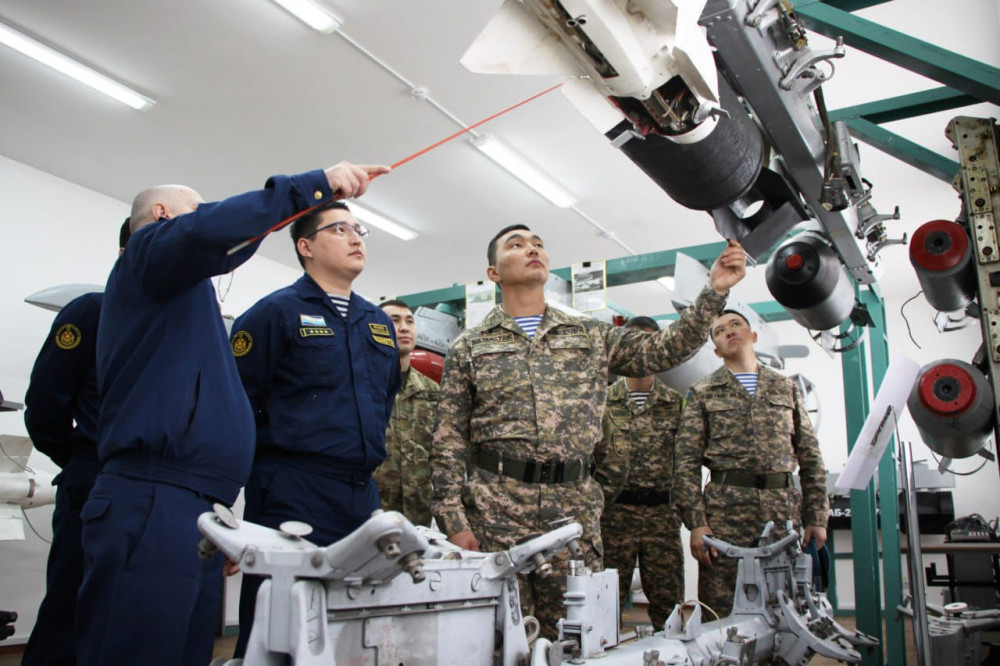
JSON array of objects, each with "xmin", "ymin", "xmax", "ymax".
[
  {"xmin": 75, "ymin": 162, "xmax": 388, "ymax": 666},
  {"xmin": 230, "ymin": 201, "xmax": 401, "ymax": 657}
]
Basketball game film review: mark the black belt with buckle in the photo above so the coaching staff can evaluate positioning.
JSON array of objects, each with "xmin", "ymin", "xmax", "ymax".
[
  {"xmin": 615, "ymin": 488, "xmax": 672, "ymax": 506},
  {"xmin": 711, "ymin": 470, "xmax": 793, "ymax": 489},
  {"xmin": 476, "ymin": 449, "xmax": 591, "ymax": 484}
]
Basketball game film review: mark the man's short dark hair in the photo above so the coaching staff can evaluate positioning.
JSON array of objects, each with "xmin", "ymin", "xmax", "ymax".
[
  {"xmin": 716, "ymin": 309, "xmax": 751, "ymax": 328},
  {"xmin": 289, "ymin": 201, "xmax": 351, "ymax": 268},
  {"xmin": 119, "ymin": 217, "xmax": 132, "ymax": 249},
  {"xmin": 379, "ymin": 299, "xmax": 411, "ymax": 311},
  {"xmin": 487, "ymin": 224, "xmax": 531, "ymax": 266},
  {"xmin": 624, "ymin": 315, "xmax": 659, "ymax": 331}
]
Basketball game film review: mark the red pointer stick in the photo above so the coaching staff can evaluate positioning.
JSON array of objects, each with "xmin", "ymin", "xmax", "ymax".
[{"xmin": 226, "ymin": 81, "xmax": 564, "ymax": 256}]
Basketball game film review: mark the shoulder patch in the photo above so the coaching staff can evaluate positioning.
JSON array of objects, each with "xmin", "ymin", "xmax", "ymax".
[
  {"xmin": 54, "ymin": 323, "xmax": 81, "ymax": 350},
  {"xmin": 369, "ymin": 322, "xmax": 390, "ymax": 336},
  {"xmin": 231, "ymin": 330, "xmax": 253, "ymax": 357}
]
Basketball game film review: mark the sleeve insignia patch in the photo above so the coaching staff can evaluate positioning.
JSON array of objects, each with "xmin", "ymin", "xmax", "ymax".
[
  {"xmin": 372, "ymin": 334, "xmax": 396, "ymax": 348},
  {"xmin": 613, "ymin": 433, "xmax": 627, "ymax": 457},
  {"xmin": 231, "ymin": 330, "xmax": 253, "ymax": 357},
  {"xmin": 369, "ymin": 322, "xmax": 390, "ymax": 336},
  {"xmin": 55, "ymin": 324, "xmax": 82, "ymax": 350}
]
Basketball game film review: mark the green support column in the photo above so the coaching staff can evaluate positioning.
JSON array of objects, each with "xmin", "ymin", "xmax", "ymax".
[
  {"xmin": 840, "ymin": 299, "xmax": 883, "ymax": 664},
  {"xmin": 841, "ymin": 285, "xmax": 906, "ymax": 666},
  {"xmin": 862, "ymin": 285, "xmax": 907, "ymax": 665}
]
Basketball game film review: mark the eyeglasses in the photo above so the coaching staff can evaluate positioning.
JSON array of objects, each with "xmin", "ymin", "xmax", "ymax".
[{"xmin": 307, "ymin": 221, "xmax": 369, "ymax": 239}]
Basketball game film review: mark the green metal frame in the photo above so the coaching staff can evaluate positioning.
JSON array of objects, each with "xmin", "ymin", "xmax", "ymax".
[
  {"xmin": 840, "ymin": 285, "xmax": 905, "ymax": 665},
  {"xmin": 791, "ymin": 0, "xmax": 1000, "ymax": 183},
  {"xmin": 399, "ymin": 241, "xmax": 729, "ymax": 313}
]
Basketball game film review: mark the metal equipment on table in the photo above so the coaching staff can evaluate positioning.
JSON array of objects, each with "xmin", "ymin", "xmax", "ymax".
[{"xmin": 199, "ymin": 509, "xmax": 876, "ymax": 665}]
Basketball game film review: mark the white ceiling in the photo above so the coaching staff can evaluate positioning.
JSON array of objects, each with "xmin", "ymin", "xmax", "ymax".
[{"xmin": 0, "ymin": 0, "xmax": 998, "ymax": 314}]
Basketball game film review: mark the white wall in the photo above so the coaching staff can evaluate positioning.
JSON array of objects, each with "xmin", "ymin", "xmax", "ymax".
[{"xmin": 0, "ymin": 154, "xmax": 300, "ymax": 643}]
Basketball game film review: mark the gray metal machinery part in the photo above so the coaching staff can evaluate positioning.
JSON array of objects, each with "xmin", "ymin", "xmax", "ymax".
[
  {"xmin": 765, "ymin": 232, "xmax": 855, "ymax": 331},
  {"xmin": 701, "ymin": 0, "xmax": 883, "ymax": 286},
  {"xmin": 907, "ymin": 358, "xmax": 995, "ymax": 459},
  {"xmin": 199, "ymin": 509, "xmax": 879, "ymax": 665},
  {"xmin": 909, "ymin": 220, "xmax": 977, "ymax": 312},
  {"xmin": 605, "ymin": 74, "xmax": 765, "ymax": 211},
  {"xmin": 947, "ymin": 117, "xmax": 1000, "ymax": 464}
]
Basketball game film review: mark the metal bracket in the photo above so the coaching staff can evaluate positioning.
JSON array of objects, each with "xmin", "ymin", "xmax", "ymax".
[{"xmin": 779, "ymin": 36, "xmax": 844, "ymax": 91}]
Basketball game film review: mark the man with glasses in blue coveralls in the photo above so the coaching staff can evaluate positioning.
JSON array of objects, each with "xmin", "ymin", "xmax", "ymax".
[
  {"xmin": 229, "ymin": 201, "xmax": 402, "ymax": 658},
  {"xmin": 76, "ymin": 162, "xmax": 387, "ymax": 666}
]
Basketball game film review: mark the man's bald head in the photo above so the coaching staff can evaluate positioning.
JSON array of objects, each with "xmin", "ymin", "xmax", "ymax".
[{"xmin": 130, "ymin": 185, "xmax": 204, "ymax": 232}]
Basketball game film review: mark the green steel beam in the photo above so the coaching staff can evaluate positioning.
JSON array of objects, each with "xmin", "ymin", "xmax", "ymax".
[
  {"xmin": 843, "ymin": 118, "xmax": 959, "ymax": 183},
  {"xmin": 400, "ymin": 284, "xmax": 469, "ymax": 310},
  {"xmin": 818, "ymin": 0, "xmax": 892, "ymax": 11},
  {"xmin": 399, "ymin": 241, "xmax": 731, "ymax": 312},
  {"xmin": 841, "ymin": 284, "xmax": 883, "ymax": 665},
  {"xmin": 793, "ymin": 0, "xmax": 1000, "ymax": 106},
  {"xmin": 655, "ymin": 299, "xmax": 792, "ymax": 323},
  {"xmin": 550, "ymin": 241, "xmax": 728, "ymax": 287},
  {"xmin": 863, "ymin": 285, "xmax": 907, "ymax": 666},
  {"xmin": 829, "ymin": 87, "xmax": 980, "ymax": 125}
]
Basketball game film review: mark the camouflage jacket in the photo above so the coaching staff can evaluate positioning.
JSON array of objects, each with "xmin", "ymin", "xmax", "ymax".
[
  {"xmin": 593, "ymin": 376, "xmax": 684, "ymax": 504},
  {"xmin": 430, "ymin": 285, "xmax": 726, "ymax": 536},
  {"xmin": 374, "ymin": 367, "xmax": 440, "ymax": 526},
  {"xmin": 674, "ymin": 364, "xmax": 829, "ymax": 530}
]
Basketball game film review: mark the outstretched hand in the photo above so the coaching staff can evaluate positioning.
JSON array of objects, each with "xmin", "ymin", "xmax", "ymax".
[
  {"xmin": 709, "ymin": 239, "xmax": 747, "ymax": 295},
  {"xmin": 324, "ymin": 161, "xmax": 391, "ymax": 199}
]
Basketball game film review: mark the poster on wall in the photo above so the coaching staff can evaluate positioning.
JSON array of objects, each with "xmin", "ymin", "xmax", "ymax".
[
  {"xmin": 572, "ymin": 261, "xmax": 606, "ymax": 312},
  {"xmin": 465, "ymin": 281, "xmax": 496, "ymax": 329}
]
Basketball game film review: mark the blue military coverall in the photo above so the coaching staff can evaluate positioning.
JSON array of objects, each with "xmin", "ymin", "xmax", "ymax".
[
  {"xmin": 76, "ymin": 170, "xmax": 335, "ymax": 666},
  {"xmin": 22, "ymin": 292, "xmax": 102, "ymax": 666},
  {"xmin": 230, "ymin": 274, "xmax": 401, "ymax": 656}
]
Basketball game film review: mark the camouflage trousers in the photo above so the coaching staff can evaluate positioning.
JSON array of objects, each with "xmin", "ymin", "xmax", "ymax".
[
  {"xmin": 697, "ymin": 482, "xmax": 803, "ymax": 617},
  {"xmin": 466, "ymin": 471, "xmax": 604, "ymax": 640},
  {"xmin": 601, "ymin": 500, "xmax": 684, "ymax": 628}
]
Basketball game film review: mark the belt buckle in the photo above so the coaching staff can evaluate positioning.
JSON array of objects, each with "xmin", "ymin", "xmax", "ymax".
[
  {"xmin": 538, "ymin": 461, "xmax": 551, "ymax": 483},
  {"xmin": 756, "ymin": 474, "xmax": 767, "ymax": 489}
]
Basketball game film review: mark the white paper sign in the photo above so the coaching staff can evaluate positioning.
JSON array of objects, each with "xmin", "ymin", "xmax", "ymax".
[{"xmin": 835, "ymin": 353, "xmax": 920, "ymax": 492}]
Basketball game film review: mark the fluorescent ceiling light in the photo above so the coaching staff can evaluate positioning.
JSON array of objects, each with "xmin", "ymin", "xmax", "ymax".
[
  {"xmin": 656, "ymin": 276, "xmax": 675, "ymax": 291},
  {"xmin": 471, "ymin": 134, "xmax": 577, "ymax": 208},
  {"xmin": 0, "ymin": 22, "xmax": 154, "ymax": 110},
  {"xmin": 271, "ymin": 0, "xmax": 342, "ymax": 33},
  {"xmin": 350, "ymin": 203, "xmax": 418, "ymax": 241}
]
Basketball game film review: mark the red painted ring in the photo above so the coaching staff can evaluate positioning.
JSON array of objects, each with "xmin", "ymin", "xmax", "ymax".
[
  {"xmin": 910, "ymin": 220, "xmax": 969, "ymax": 272},
  {"xmin": 917, "ymin": 363, "xmax": 976, "ymax": 416}
]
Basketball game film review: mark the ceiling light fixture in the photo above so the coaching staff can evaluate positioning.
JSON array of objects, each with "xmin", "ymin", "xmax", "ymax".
[
  {"xmin": 271, "ymin": 0, "xmax": 342, "ymax": 33},
  {"xmin": 350, "ymin": 203, "xmax": 418, "ymax": 241},
  {"xmin": 0, "ymin": 22, "xmax": 155, "ymax": 111},
  {"xmin": 656, "ymin": 276, "xmax": 676, "ymax": 291},
  {"xmin": 470, "ymin": 134, "xmax": 577, "ymax": 208}
]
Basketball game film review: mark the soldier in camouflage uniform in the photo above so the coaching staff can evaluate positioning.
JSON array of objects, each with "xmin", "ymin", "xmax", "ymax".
[
  {"xmin": 374, "ymin": 300, "xmax": 440, "ymax": 526},
  {"xmin": 431, "ymin": 224, "xmax": 746, "ymax": 638},
  {"xmin": 594, "ymin": 316, "xmax": 685, "ymax": 629},
  {"xmin": 674, "ymin": 310, "xmax": 829, "ymax": 617}
]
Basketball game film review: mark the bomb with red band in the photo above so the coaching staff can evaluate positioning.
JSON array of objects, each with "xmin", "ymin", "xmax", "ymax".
[
  {"xmin": 909, "ymin": 220, "xmax": 976, "ymax": 312},
  {"xmin": 906, "ymin": 359, "xmax": 993, "ymax": 459},
  {"xmin": 765, "ymin": 233, "xmax": 855, "ymax": 330}
]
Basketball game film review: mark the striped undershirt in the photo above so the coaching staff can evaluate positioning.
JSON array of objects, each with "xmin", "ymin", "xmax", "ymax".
[
  {"xmin": 327, "ymin": 293, "xmax": 350, "ymax": 318},
  {"xmin": 733, "ymin": 371, "xmax": 758, "ymax": 396},
  {"xmin": 629, "ymin": 391, "xmax": 650, "ymax": 409},
  {"xmin": 513, "ymin": 315, "xmax": 543, "ymax": 339}
]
